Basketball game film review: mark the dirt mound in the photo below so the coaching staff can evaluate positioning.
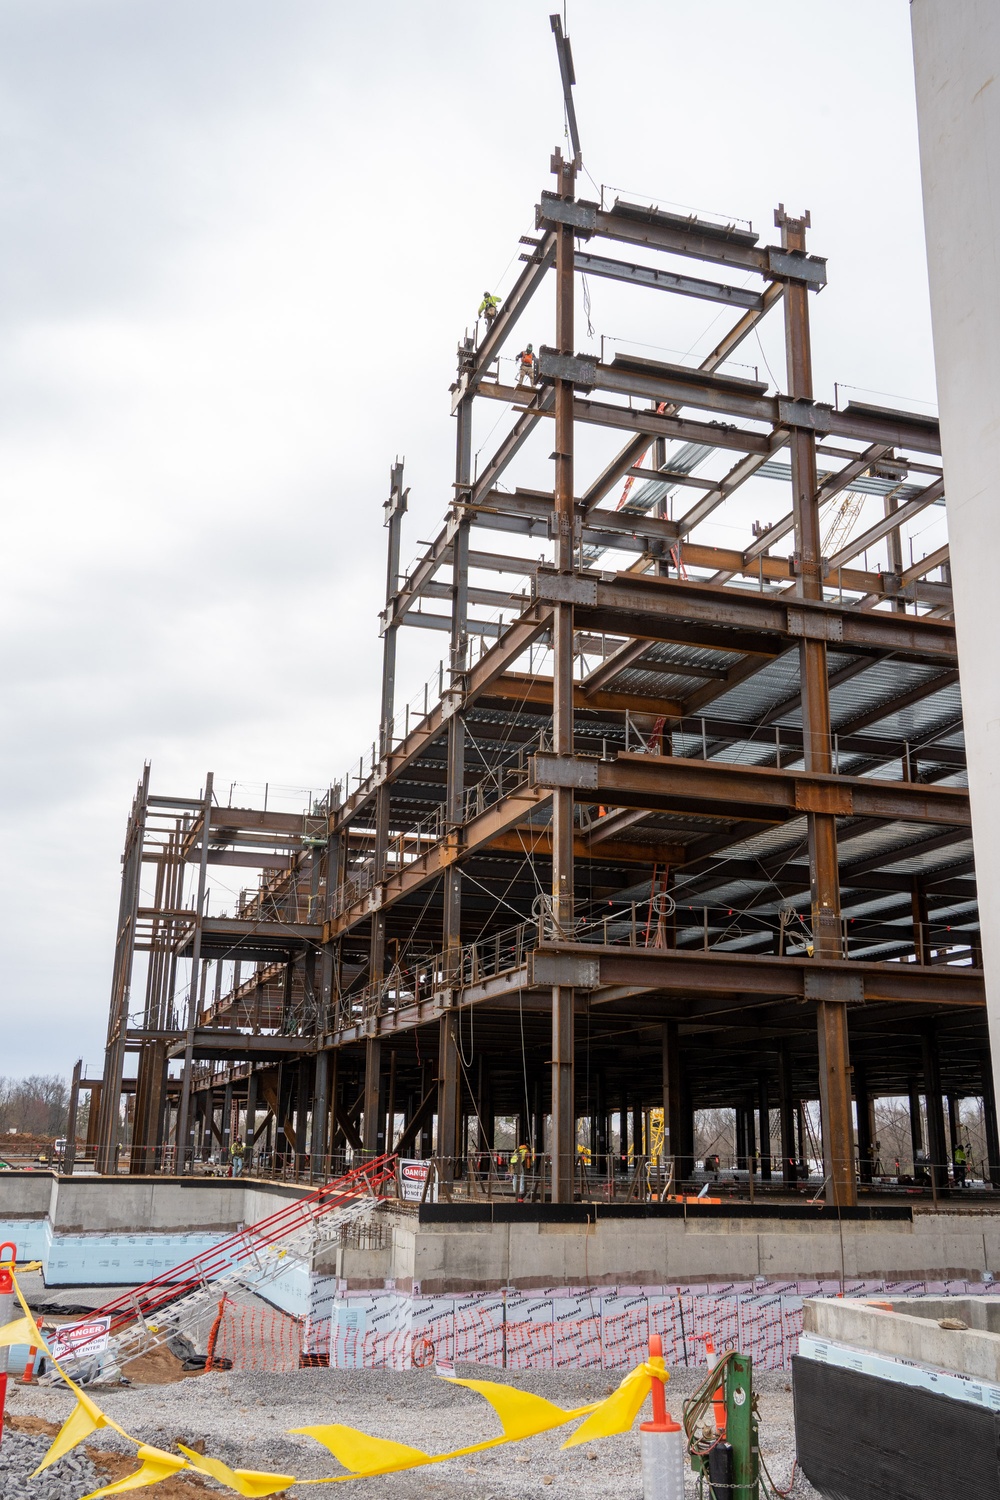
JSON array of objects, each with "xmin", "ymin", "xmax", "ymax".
[
  {"xmin": 86, "ymin": 1448, "xmax": 215, "ymax": 1497},
  {"xmin": 121, "ymin": 1344, "xmax": 203, "ymax": 1385},
  {"xmin": 6, "ymin": 1414, "xmax": 59, "ymax": 1436}
]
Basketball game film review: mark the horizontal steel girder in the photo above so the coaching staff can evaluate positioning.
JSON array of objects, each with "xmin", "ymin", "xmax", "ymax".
[
  {"xmin": 527, "ymin": 943, "xmax": 984, "ymax": 1008},
  {"xmin": 324, "ymin": 781, "xmax": 553, "ymax": 942},
  {"xmin": 536, "ymin": 191, "xmax": 828, "ymax": 286},
  {"xmin": 574, "ymin": 251, "xmax": 764, "ymax": 309},
  {"xmin": 531, "ymin": 570, "xmax": 958, "ymax": 664},
  {"xmin": 530, "ymin": 750, "xmax": 970, "ymax": 828}
]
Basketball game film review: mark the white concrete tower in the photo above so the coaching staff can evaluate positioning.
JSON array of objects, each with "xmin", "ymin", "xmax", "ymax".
[{"xmin": 911, "ymin": 1, "xmax": 1000, "ymax": 1110}]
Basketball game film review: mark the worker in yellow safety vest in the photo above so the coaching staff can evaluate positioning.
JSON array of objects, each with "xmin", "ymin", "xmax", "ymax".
[
  {"xmin": 510, "ymin": 1143, "xmax": 531, "ymax": 1201},
  {"xmin": 479, "ymin": 291, "xmax": 500, "ymax": 328},
  {"xmin": 953, "ymin": 1142, "xmax": 967, "ymax": 1187}
]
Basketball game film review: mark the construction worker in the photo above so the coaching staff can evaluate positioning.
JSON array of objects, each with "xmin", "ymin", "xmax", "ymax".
[
  {"xmin": 515, "ymin": 343, "xmax": 536, "ymax": 387},
  {"xmin": 953, "ymin": 1140, "xmax": 967, "ymax": 1187},
  {"xmin": 230, "ymin": 1136, "xmax": 245, "ymax": 1178},
  {"xmin": 479, "ymin": 291, "xmax": 500, "ymax": 328},
  {"xmin": 510, "ymin": 1142, "xmax": 531, "ymax": 1201}
]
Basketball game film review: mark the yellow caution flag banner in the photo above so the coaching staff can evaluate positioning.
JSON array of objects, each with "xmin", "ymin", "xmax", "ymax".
[
  {"xmin": 33, "ymin": 1388, "xmax": 117, "ymax": 1476},
  {"xmin": 79, "ymin": 1445, "xmax": 188, "ymax": 1499},
  {"xmin": 0, "ymin": 1314, "xmax": 51, "ymax": 1355},
  {"xmin": 178, "ymin": 1445, "xmax": 296, "ymax": 1496},
  {"xmin": 562, "ymin": 1357, "xmax": 668, "ymax": 1448},
  {"xmin": 4, "ymin": 1264, "xmax": 667, "ymax": 1499}
]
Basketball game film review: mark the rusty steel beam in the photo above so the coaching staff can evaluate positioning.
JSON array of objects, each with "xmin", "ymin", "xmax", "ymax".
[
  {"xmin": 527, "ymin": 943, "xmax": 984, "ymax": 1009},
  {"xmin": 826, "ymin": 478, "xmax": 945, "ymax": 570},
  {"xmin": 902, "ymin": 544, "xmax": 949, "ymax": 586},
  {"xmin": 484, "ymin": 828, "xmax": 686, "ymax": 865},
  {"xmin": 325, "ymin": 778, "xmax": 553, "ymax": 943},
  {"xmin": 530, "ymin": 750, "xmax": 970, "ymax": 827},
  {"xmin": 549, "ymin": 150, "xmax": 578, "ymax": 1206},
  {"xmin": 778, "ymin": 204, "xmax": 853, "ymax": 1208},
  {"xmin": 529, "ymin": 570, "xmax": 959, "ymax": 664}
]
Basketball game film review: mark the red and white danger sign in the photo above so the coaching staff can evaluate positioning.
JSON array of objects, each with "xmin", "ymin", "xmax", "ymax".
[
  {"xmin": 49, "ymin": 1316, "xmax": 111, "ymax": 1362},
  {"xmin": 399, "ymin": 1159, "xmax": 436, "ymax": 1202}
]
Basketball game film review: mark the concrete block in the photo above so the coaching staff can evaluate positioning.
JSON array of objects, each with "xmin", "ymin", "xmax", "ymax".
[{"xmin": 804, "ymin": 1296, "xmax": 1000, "ymax": 1383}]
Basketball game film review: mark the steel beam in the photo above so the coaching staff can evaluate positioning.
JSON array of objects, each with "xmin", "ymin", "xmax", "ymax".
[
  {"xmin": 550, "ymin": 150, "xmax": 578, "ymax": 1205},
  {"xmin": 575, "ymin": 250, "xmax": 763, "ymax": 309},
  {"xmin": 530, "ymin": 751, "xmax": 969, "ymax": 826}
]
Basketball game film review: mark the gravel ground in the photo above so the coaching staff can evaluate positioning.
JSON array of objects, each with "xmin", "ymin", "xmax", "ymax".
[
  {"xmin": 0, "ymin": 1428, "xmax": 101, "ymax": 1500},
  {"xmin": 5, "ymin": 1364, "xmax": 819, "ymax": 1497}
]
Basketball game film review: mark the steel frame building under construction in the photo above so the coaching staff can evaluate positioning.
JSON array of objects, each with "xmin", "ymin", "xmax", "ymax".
[{"xmin": 85, "ymin": 146, "xmax": 996, "ymax": 1210}]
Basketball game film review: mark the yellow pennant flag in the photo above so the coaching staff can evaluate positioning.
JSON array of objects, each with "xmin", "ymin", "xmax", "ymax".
[
  {"xmin": 444, "ymin": 1378, "xmax": 597, "ymax": 1439},
  {"xmin": 178, "ymin": 1444, "xmax": 295, "ymax": 1496},
  {"xmin": 561, "ymin": 1359, "xmax": 666, "ymax": 1448},
  {"xmin": 294, "ymin": 1380, "xmax": 603, "ymax": 1485},
  {"xmin": 78, "ymin": 1445, "xmax": 188, "ymax": 1499},
  {"xmin": 0, "ymin": 1314, "xmax": 50, "ymax": 1355},
  {"xmin": 289, "ymin": 1425, "xmax": 432, "ymax": 1475},
  {"xmin": 33, "ymin": 1388, "xmax": 112, "ymax": 1475}
]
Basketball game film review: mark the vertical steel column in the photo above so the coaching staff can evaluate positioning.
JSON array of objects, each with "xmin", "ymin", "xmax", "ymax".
[
  {"xmin": 884, "ymin": 491, "xmax": 907, "ymax": 613},
  {"xmin": 371, "ymin": 463, "xmax": 408, "ymax": 995},
  {"xmin": 86, "ymin": 1083, "xmax": 103, "ymax": 1159},
  {"xmin": 386, "ymin": 1048, "xmax": 397, "ymax": 1155},
  {"xmin": 439, "ymin": 351, "xmax": 474, "ymax": 1186},
  {"xmin": 176, "ymin": 773, "xmax": 214, "ymax": 1172},
  {"xmin": 907, "ymin": 1077, "xmax": 925, "ymax": 1173},
  {"xmin": 855, "ymin": 1061, "xmax": 873, "ymax": 1184},
  {"xmin": 744, "ymin": 1094, "xmax": 757, "ymax": 1176},
  {"xmin": 550, "ymin": 149, "xmax": 577, "ymax": 1205},
  {"xmin": 294, "ymin": 1059, "xmax": 311, "ymax": 1172},
  {"xmin": 312, "ymin": 1051, "xmax": 329, "ymax": 1176},
  {"xmin": 921, "ymin": 1026, "xmax": 948, "ymax": 1192},
  {"xmin": 778, "ymin": 1043, "xmax": 795, "ymax": 1181},
  {"xmin": 362, "ymin": 1037, "xmax": 382, "ymax": 1156},
  {"xmin": 778, "ymin": 205, "xmax": 854, "ymax": 1208},
  {"xmin": 96, "ymin": 766, "xmax": 151, "ymax": 1173},
  {"xmin": 246, "ymin": 1071, "xmax": 258, "ymax": 1167},
  {"xmin": 64, "ymin": 1060, "xmax": 82, "ymax": 1176},
  {"xmin": 222, "ymin": 1081, "xmax": 233, "ymax": 1159},
  {"xmin": 758, "ymin": 1072, "xmax": 772, "ymax": 1181},
  {"xmin": 946, "ymin": 1093, "xmax": 960, "ymax": 1159},
  {"xmin": 662, "ymin": 1021, "xmax": 682, "ymax": 1181},
  {"xmin": 979, "ymin": 1050, "xmax": 1000, "ymax": 1188},
  {"xmin": 911, "ymin": 877, "xmax": 932, "ymax": 964}
]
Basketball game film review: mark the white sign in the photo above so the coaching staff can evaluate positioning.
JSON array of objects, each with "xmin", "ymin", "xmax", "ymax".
[
  {"xmin": 49, "ymin": 1316, "xmax": 111, "ymax": 1362},
  {"xmin": 399, "ymin": 1159, "xmax": 435, "ymax": 1203}
]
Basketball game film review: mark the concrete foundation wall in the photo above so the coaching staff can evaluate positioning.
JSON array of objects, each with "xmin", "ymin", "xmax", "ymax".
[
  {"xmin": 0, "ymin": 1174, "xmax": 306, "ymax": 1234},
  {"xmin": 4, "ymin": 1177, "xmax": 1000, "ymax": 1294},
  {"xmin": 381, "ymin": 1207, "xmax": 1000, "ymax": 1293}
]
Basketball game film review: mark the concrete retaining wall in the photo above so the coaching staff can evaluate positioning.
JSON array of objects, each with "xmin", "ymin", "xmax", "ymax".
[
  {"xmin": 0, "ymin": 1173, "xmax": 307, "ymax": 1283},
  {"xmin": 386, "ymin": 1206, "xmax": 1000, "ymax": 1294},
  {"xmin": 4, "ymin": 1177, "xmax": 1000, "ymax": 1294}
]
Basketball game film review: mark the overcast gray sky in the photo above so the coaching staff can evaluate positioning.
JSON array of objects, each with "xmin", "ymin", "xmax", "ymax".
[{"xmin": 0, "ymin": 0, "xmax": 934, "ymax": 1077}]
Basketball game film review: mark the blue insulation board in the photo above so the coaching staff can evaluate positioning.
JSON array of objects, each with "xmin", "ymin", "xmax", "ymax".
[{"xmin": 0, "ymin": 1220, "xmax": 229, "ymax": 1284}]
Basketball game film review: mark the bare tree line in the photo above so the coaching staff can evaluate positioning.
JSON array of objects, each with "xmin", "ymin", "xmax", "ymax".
[
  {"xmin": 693, "ymin": 1096, "xmax": 991, "ymax": 1176},
  {"xmin": 0, "ymin": 1075, "xmax": 72, "ymax": 1137}
]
